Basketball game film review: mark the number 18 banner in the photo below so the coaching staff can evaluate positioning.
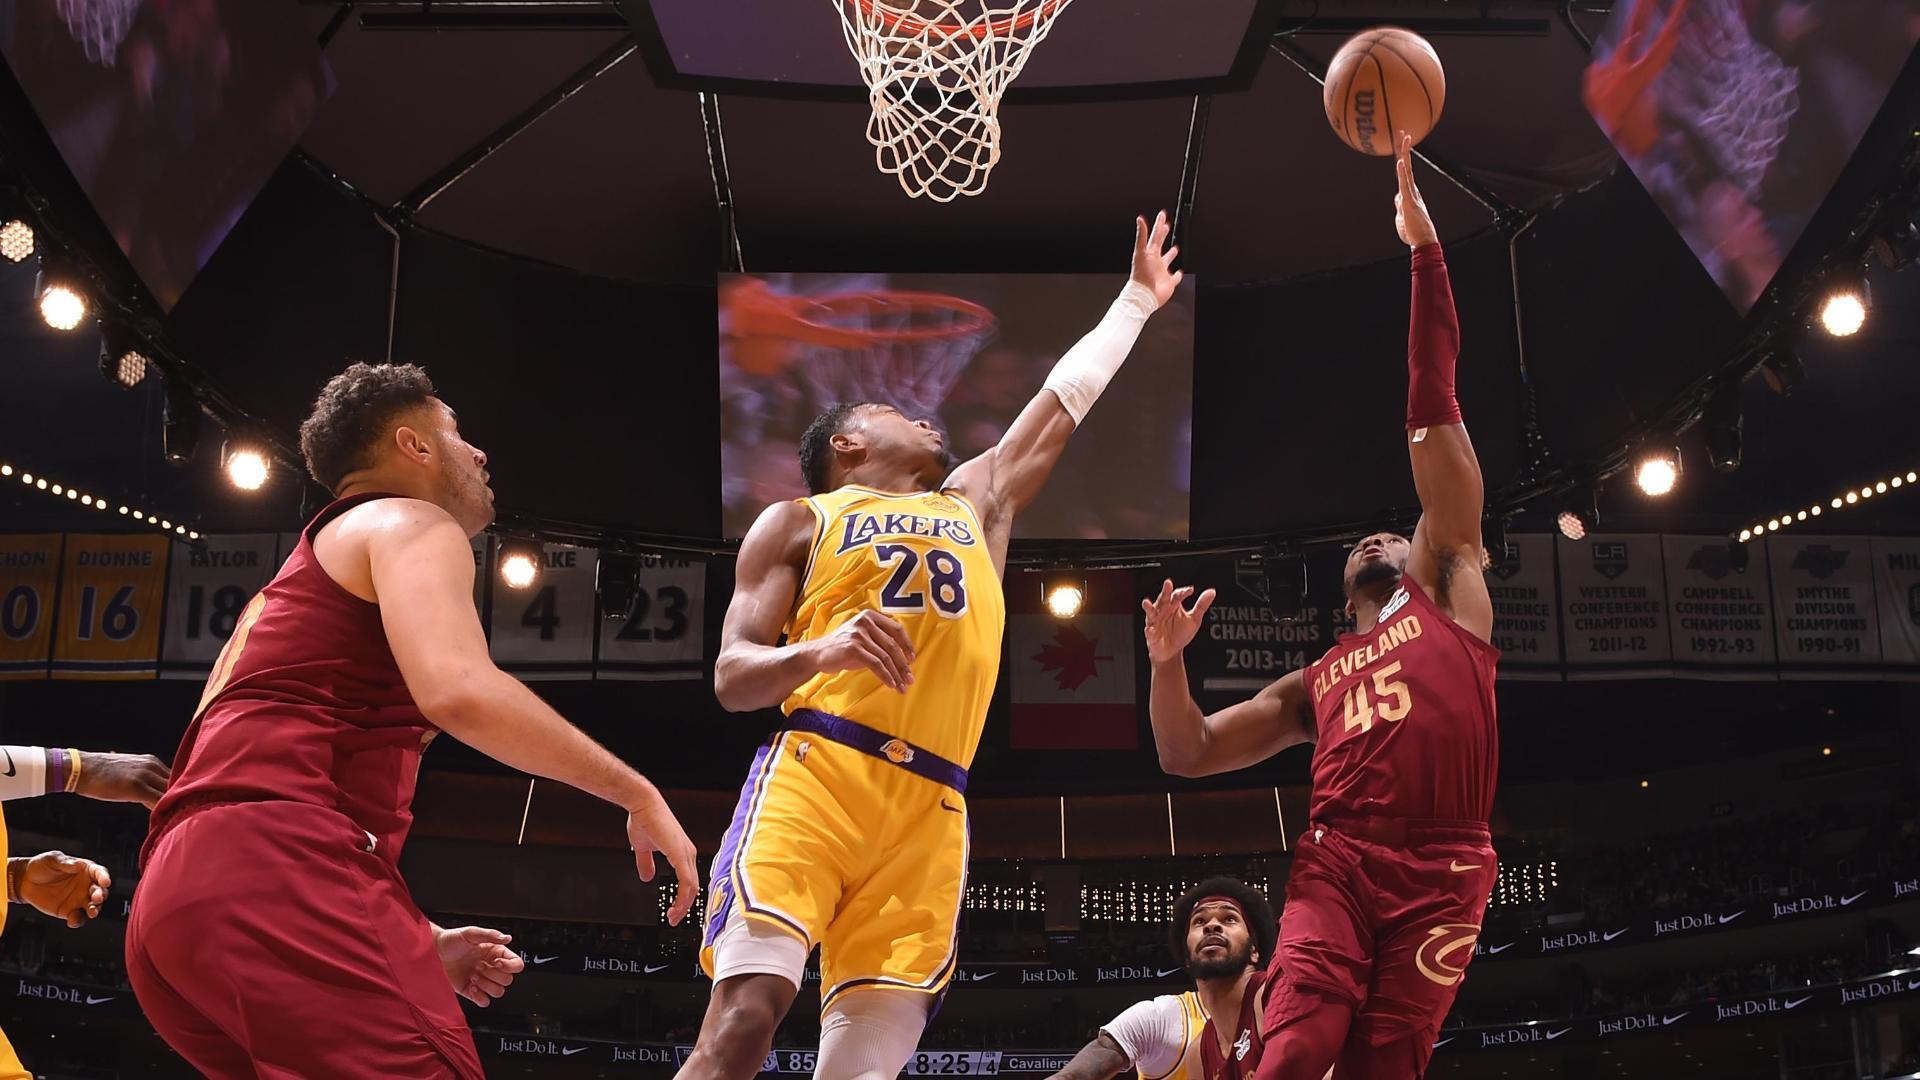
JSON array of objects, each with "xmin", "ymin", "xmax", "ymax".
[
  {"xmin": 161, "ymin": 534, "xmax": 285, "ymax": 679},
  {"xmin": 51, "ymin": 534, "xmax": 170, "ymax": 680}
]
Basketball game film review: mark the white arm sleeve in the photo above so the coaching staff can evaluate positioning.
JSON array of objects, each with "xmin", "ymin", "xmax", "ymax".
[
  {"xmin": 0, "ymin": 747, "xmax": 48, "ymax": 801},
  {"xmin": 1100, "ymin": 995, "xmax": 1190, "ymax": 1079},
  {"xmin": 1040, "ymin": 281, "xmax": 1160, "ymax": 426}
]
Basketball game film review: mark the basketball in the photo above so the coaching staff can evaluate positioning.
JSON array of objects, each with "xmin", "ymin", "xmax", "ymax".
[{"xmin": 1323, "ymin": 27, "xmax": 1447, "ymax": 156}]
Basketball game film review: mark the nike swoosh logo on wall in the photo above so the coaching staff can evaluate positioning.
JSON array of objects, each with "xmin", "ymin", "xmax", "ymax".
[
  {"xmin": 644, "ymin": 964, "xmax": 670, "ymax": 974},
  {"xmin": 1449, "ymin": 861, "xmax": 1481, "ymax": 873},
  {"xmin": 1603, "ymin": 929, "xmax": 1629, "ymax": 941}
]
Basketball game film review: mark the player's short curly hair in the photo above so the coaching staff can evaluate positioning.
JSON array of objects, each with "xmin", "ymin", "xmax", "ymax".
[
  {"xmin": 298, "ymin": 362, "xmax": 438, "ymax": 493},
  {"xmin": 798, "ymin": 402, "xmax": 874, "ymax": 495},
  {"xmin": 1168, "ymin": 876, "xmax": 1278, "ymax": 970}
]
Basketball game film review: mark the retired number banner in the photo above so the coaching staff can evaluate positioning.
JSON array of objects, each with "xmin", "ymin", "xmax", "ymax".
[
  {"xmin": 597, "ymin": 555, "xmax": 705, "ymax": 681},
  {"xmin": 490, "ymin": 542, "xmax": 598, "ymax": 680},
  {"xmin": 51, "ymin": 534, "xmax": 170, "ymax": 680},
  {"xmin": 160, "ymin": 534, "xmax": 283, "ymax": 678},
  {"xmin": 0, "ymin": 535, "xmax": 62, "ymax": 680},
  {"xmin": 1871, "ymin": 537, "xmax": 1920, "ymax": 665}
]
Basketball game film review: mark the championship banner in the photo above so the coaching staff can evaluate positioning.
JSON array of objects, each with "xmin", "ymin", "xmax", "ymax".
[
  {"xmin": 1556, "ymin": 534, "xmax": 1672, "ymax": 675},
  {"xmin": 1767, "ymin": 535, "xmax": 1881, "ymax": 670},
  {"xmin": 1872, "ymin": 537, "xmax": 1920, "ymax": 666},
  {"xmin": 1010, "ymin": 569, "xmax": 1138, "ymax": 750},
  {"xmin": 160, "ymin": 533, "xmax": 283, "ymax": 679},
  {"xmin": 596, "ymin": 555, "xmax": 705, "ymax": 682},
  {"xmin": 1661, "ymin": 535, "xmax": 1776, "ymax": 673},
  {"xmin": 1483, "ymin": 534, "xmax": 1561, "ymax": 678},
  {"xmin": 1154, "ymin": 553, "xmax": 1338, "ymax": 705},
  {"xmin": 0, "ymin": 534, "xmax": 62, "ymax": 680},
  {"xmin": 50, "ymin": 534, "xmax": 169, "ymax": 680},
  {"xmin": 489, "ymin": 543, "xmax": 597, "ymax": 680}
]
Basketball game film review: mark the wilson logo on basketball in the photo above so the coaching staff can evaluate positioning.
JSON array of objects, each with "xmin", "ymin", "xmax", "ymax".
[{"xmin": 1414, "ymin": 923, "xmax": 1480, "ymax": 986}]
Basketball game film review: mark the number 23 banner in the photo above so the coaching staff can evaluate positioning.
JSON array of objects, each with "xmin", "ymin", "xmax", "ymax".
[{"xmin": 51, "ymin": 534, "xmax": 170, "ymax": 680}]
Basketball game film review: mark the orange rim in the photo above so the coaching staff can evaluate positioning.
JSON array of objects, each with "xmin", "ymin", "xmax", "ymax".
[
  {"xmin": 850, "ymin": 0, "xmax": 1067, "ymax": 40},
  {"xmin": 726, "ymin": 281, "xmax": 996, "ymax": 347}
]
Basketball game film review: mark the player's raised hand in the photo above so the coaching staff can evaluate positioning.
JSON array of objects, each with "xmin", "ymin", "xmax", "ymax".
[
  {"xmin": 434, "ymin": 925, "xmax": 525, "ymax": 1008},
  {"xmin": 76, "ymin": 751, "xmax": 171, "ymax": 809},
  {"xmin": 811, "ymin": 609, "xmax": 916, "ymax": 693},
  {"xmin": 1394, "ymin": 132, "xmax": 1439, "ymax": 249},
  {"xmin": 12, "ymin": 852, "xmax": 110, "ymax": 928},
  {"xmin": 624, "ymin": 780, "xmax": 701, "ymax": 926},
  {"xmin": 1141, "ymin": 579, "xmax": 1215, "ymax": 665},
  {"xmin": 1130, "ymin": 210, "xmax": 1184, "ymax": 309}
]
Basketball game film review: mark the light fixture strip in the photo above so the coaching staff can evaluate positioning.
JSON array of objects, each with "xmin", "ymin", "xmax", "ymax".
[
  {"xmin": 1735, "ymin": 468, "xmax": 1916, "ymax": 543},
  {"xmin": 1, "ymin": 460, "xmax": 201, "ymax": 541}
]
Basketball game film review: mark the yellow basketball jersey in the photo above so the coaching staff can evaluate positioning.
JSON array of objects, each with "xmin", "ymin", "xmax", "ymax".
[{"xmin": 783, "ymin": 485, "xmax": 1004, "ymax": 768}]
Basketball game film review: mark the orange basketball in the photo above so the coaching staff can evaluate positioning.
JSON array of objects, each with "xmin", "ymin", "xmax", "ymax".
[{"xmin": 1323, "ymin": 27, "xmax": 1446, "ymax": 156}]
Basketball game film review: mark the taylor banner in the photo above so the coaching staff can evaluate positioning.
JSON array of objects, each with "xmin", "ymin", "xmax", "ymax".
[{"xmin": 160, "ymin": 533, "xmax": 283, "ymax": 679}]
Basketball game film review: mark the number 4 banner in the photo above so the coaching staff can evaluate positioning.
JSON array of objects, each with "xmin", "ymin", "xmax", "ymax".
[
  {"xmin": 490, "ymin": 542, "xmax": 598, "ymax": 680},
  {"xmin": 51, "ymin": 534, "xmax": 170, "ymax": 680},
  {"xmin": 161, "ymin": 534, "xmax": 284, "ymax": 679}
]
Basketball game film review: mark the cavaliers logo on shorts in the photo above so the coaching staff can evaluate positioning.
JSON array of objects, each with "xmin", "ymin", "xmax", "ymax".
[
  {"xmin": 881, "ymin": 738, "xmax": 916, "ymax": 765},
  {"xmin": 1413, "ymin": 923, "xmax": 1480, "ymax": 986}
]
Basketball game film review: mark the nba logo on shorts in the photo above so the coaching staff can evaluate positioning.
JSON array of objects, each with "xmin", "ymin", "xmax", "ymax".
[{"xmin": 881, "ymin": 739, "xmax": 916, "ymax": 765}]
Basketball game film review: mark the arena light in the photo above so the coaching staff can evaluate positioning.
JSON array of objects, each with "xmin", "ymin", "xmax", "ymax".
[
  {"xmin": 1041, "ymin": 572, "xmax": 1087, "ymax": 621},
  {"xmin": 1817, "ymin": 268, "xmax": 1869, "ymax": 337},
  {"xmin": 0, "ymin": 218, "xmax": 32, "ymax": 264},
  {"xmin": 1735, "ymin": 467, "xmax": 1915, "ymax": 542},
  {"xmin": 162, "ymin": 380, "xmax": 201, "ymax": 467},
  {"xmin": 3, "ymin": 460, "xmax": 195, "ymax": 537},
  {"xmin": 99, "ymin": 327, "xmax": 150, "ymax": 389},
  {"xmin": 497, "ymin": 538, "xmax": 542, "ymax": 590},
  {"xmin": 1703, "ymin": 392, "xmax": 1742, "ymax": 473},
  {"xmin": 1634, "ymin": 449, "xmax": 1680, "ymax": 497},
  {"xmin": 222, "ymin": 440, "xmax": 271, "ymax": 492},
  {"xmin": 34, "ymin": 260, "xmax": 88, "ymax": 331}
]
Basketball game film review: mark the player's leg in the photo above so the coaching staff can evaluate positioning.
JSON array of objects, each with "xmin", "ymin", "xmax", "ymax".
[
  {"xmin": 1333, "ymin": 1029, "xmax": 1435, "ymax": 1080},
  {"xmin": 816, "ymin": 989, "xmax": 933, "ymax": 1080},
  {"xmin": 128, "ymin": 803, "xmax": 485, "ymax": 1079},
  {"xmin": 1256, "ymin": 828, "xmax": 1375, "ymax": 1080},
  {"xmin": 680, "ymin": 916, "xmax": 808, "ymax": 1079},
  {"xmin": 125, "ymin": 918, "xmax": 258, "ymax": 1079}
]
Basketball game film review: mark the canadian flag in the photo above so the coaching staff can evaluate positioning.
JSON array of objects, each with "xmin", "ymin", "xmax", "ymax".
[{"xmin": 1008, "ymin": 569, "xmax": 1138, "ymax": 750}]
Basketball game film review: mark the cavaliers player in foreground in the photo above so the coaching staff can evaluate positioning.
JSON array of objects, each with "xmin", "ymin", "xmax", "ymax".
[
  {"xmin": 1050, "ymin": 878, "xmax": 1278, "ymax": 1080},
  {"xmin": 680, "ymin": 214, "xmax": 1183, "ymax": 1079},
  {"xmin": 125, "ymin": 364, "xmax": 699, "ymax": 1078},
  {"xmin": 1145, "ymin": 135, "xmax": 1498, "ymax": 1079}
]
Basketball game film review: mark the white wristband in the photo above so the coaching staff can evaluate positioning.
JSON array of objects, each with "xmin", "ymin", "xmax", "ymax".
[
  {"xmin": 0, "ymin": 747, "xmax": 48, "ymax": 802},
  {"xmin": 1041, "ymin": 280, "xmax": 1159, "ymax": 426}
]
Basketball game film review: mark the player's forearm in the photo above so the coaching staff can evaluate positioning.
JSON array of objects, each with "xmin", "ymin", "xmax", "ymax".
[
  {"xmin": 1148, "ymin": 655, "xmax": 1213, "ymax": 776},
  {"xmin": 1046, "ymin": 1035, "xmax": 1132, "ymax": 1080},
  {"xmin": 1406, "ymin": 243, "xmax": 1461, "ymax": 433},
  {"xmin": 428, "ymin": 671, "xmax": 654, "ymax": 811},
  {"xmin": 1041, "ymin": 281, "xmax": 1159, "ymax": 426},
  {"xmin": 713, "ymin": 638, "xmax": 823, "ymax": 713},
  {"xmin": 0, "ymin": 747, "xmax": 81, "ymax": 801}
]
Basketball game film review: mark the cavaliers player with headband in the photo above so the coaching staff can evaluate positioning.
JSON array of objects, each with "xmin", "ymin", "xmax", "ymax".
[
  {"xmin": 680, "ymin": 214, "xmax": 1184, "ymax": 1080},
  {"xmin": 1144, "ymin": 134, "xmax": 1499, "ymax": 1080},
  {"xmin": 1050, "ymin": 878, "xmax": 1278, "ymax": 1080},
  {"xmin": 125, "ymin": 364, "xmax": 700, "ymax": 1079}
]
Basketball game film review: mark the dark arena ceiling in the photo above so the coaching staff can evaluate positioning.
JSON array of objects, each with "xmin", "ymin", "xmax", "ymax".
[{"xmin": 2, "ymin": 0, "xmax": 1920, "ymax": 552}]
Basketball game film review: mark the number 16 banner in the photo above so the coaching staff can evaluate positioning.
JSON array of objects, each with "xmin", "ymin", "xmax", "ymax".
[
  {"xmin": 161, "ymin": 534, "xmax": 284, "ymax": 679},
  {"xmin": 51, "ymin": 534, "xmax": 170, "ymax": 680}
]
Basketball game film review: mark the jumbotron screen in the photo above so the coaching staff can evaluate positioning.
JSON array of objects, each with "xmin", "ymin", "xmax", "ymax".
[
  {"xmin": 718, "ymin": 273, "xmax": 1195, "ymax": 540},
  {"xmin": 1585, "ymin": 2, "xmax": 1920, "ymax": 311}
]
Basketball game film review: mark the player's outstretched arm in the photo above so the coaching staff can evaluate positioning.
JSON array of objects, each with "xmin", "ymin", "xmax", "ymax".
[
  {"xmin": 946, "ymin": 212, "xmax": 1182, "ymax": 546},
  {"xmin": 0, "ymin": 747, "xmax": 169, "ymax": 808},
  {"xmin": 1393, "ymin": 134, "xmax": 1494, "ymax": 644},
  {"xmin": 1144, "ymin": 581, "xmax": 1314, "ymax": 777},
  {"xmin": 713, "ymin": 501, "xmax": 917, "ymax": 711},
  {"xmin": 1044, "ymin": 1033, "xmax": 1133, "ymax": 1080},
  {"xmin": 366, "ymin": 504, "xmax": 699, "ymax": 923}
]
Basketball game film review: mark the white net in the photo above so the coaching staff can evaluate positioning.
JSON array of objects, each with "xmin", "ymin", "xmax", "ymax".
[
  {"xmin": 56, "ymin": 0, "xmax": 144, "ymax": 67},
  {"xmin": 833, "ymin": 0, "xmax": 1076, "ymax": 201},
  {"xmin": 1658, "ymin": 0, "xmax": 1799, "ymax": 200},
  {"xmin": 790, "ymin": 293, "xmax": 997, "ymax": 420}
]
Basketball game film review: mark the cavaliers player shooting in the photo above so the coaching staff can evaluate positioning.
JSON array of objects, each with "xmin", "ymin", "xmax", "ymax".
[
  {"xmin": 124, "ymin": 364, "xmax": 699, "ymax": 1079},
  {"xmin": 1144, "ymin": 133, "xmax": 1498, "ymax": 1080}
]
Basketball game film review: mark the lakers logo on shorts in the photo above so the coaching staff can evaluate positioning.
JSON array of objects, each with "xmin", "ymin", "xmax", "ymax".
[
  {"xmin": 880, "ymin": 738, "xmax": 916, "ymax": 765},
  {"xmin": 1413, "ymin": 923, "xmax": 1480, "ymax": 986}
]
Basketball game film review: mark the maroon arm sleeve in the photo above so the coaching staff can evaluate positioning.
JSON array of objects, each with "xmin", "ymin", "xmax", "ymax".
[{"xmin": 1405, "ymin": 242, "xmax": 1463, "ymax": 433}]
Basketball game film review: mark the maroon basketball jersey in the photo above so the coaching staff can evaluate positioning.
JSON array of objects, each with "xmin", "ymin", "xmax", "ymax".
[
  {"xmin": 144, "ymin": 494, "xmax": 439, "ymax": 867},
  {"xmin": 1304, "ymin": 576, "xmax": 1499, "ymax": 823},
  {"xmin": 1199, "ymin": 967, "xmax": 1270, "ymax": 1080}
]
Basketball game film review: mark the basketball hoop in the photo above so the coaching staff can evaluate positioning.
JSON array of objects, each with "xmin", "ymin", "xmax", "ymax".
[
  {"xmin": 56, "ymin": 0, "xmax": 143, "ymax": 66},
  {"xmin": 723, "ymin": 279, "xmax": 997, "ymax": 421},
  {"xmin": 832, "ymin": 0, "xmax": 1077, "ymax": 201}
]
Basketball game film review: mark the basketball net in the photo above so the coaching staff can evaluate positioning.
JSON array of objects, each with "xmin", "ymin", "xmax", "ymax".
[
  {"xmin": 1659, "ymin": 0, "xmax": 1798, "ymax": 200},
  {"xmin": 56, "ymin": 0, "xmax": 143, "ymax": 66},
  {"xmin": 832, "ymin": 0, "xmax": 1076, "ymax": 201}
]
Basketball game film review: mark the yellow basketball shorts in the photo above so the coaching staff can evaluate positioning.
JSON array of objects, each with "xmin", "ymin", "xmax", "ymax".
[
  {"xmin": 0, "ymin": 1024, "xmax": 28, "ymax": 1080},
  {"xmin": 700, "ymin": 731, "xmax": 969, "ymax": 1010}
]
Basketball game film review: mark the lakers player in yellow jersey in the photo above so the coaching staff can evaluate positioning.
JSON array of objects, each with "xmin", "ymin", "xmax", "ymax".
[
  {"xmin": 1051, "ymin": 879, "xmax": 1277, "ymax": 1080},
  {"xmin": 679, "ymin": 213, "xmax": 1184, "ymax": 1080}
]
